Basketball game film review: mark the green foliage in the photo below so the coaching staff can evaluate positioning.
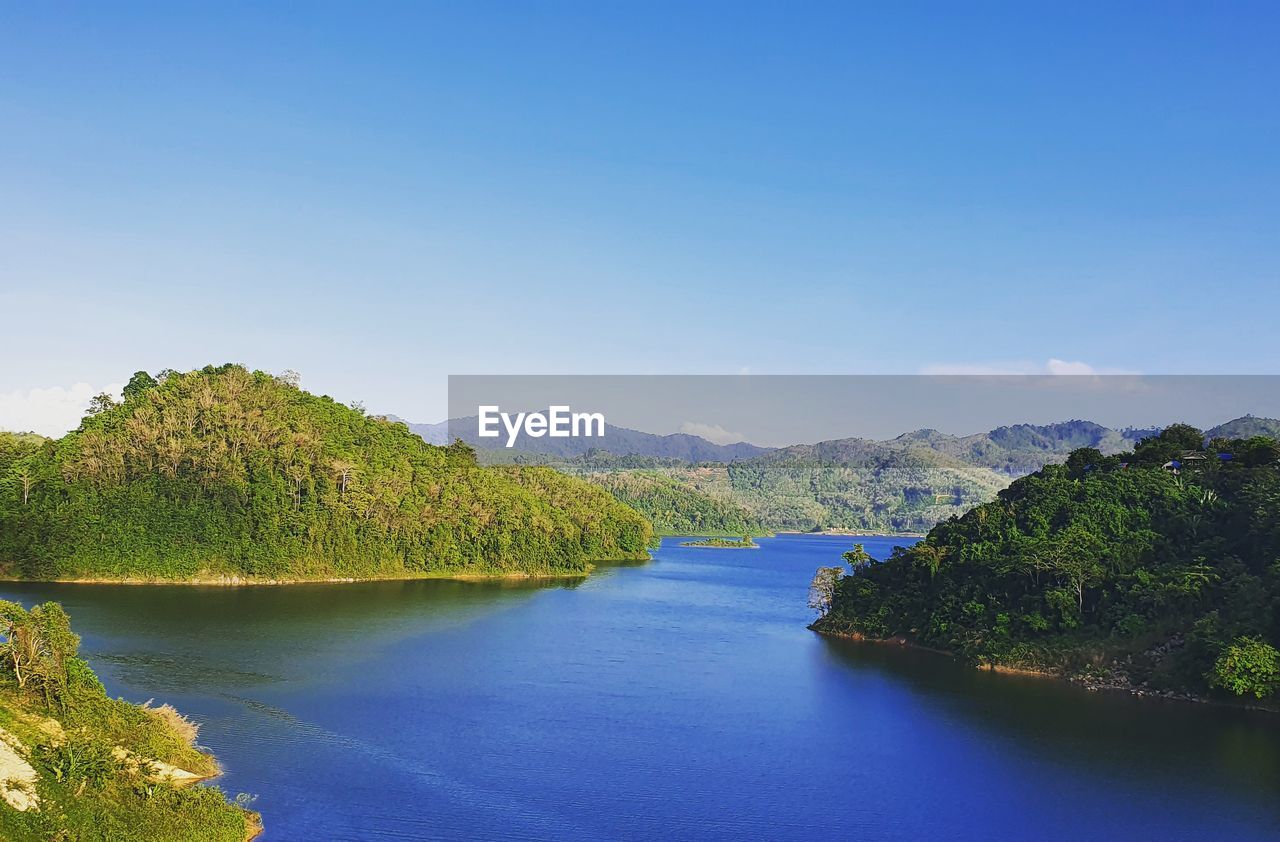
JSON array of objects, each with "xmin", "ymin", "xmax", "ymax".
[
  {"xmin": 488, "ymin": 418, "xmax": 1265, "ymax": 537},
  {"xmin": 0, "ymin": 603, "xmax": 253, "ymax": 840},
  {"xmin": 35, "ymin": 734, "xmax": 122, "ymax": 787},
  {"xmin": 721, "ymin": 442, "xmax": 1008, "ymax": 533},
  {"xmin": 842, "ymin": 544, "xmax": 873, "ymax": 573},
  {"xmin": 0, "ymin": 600, "xmax": 80, "ymax": 709},
  {"xmin": 122, "ymin": 371, "xmax": 159, "ymax": 402},
  {"xmin": 583, "ymin": 469, "xmax": 764, "ymax": 536},
  {"xmin": 1207, "ymin": 415, "xmax": 1280, "ymax": 441},
  {"xmin": 0, "ymin": 365, "xmax": 651, "ymax": 580},
  {"xmin": 1209, "ymin": 637, "xmax": 1279, "ymax": 699},
  {"xmin": 808, "ymin": 566, "xmax": 845, "ymax": 616},
  {"xmin": 815, "ymin": 424, "xmax": 1280, "ymax": 700},
  {"xmin": 681, "ymin": 536, "xmax": 756, "ymax": 548}
]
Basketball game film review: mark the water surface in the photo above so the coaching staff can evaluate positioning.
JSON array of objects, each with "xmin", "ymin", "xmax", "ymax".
[{"xmin": 2, "ymin": 535, "xmax": 1277, "ymax": 840}]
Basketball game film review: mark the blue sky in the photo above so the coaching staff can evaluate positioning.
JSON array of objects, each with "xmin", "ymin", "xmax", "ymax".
[{"xmin": 2, "ymin": 2, "xmax": 1278, "ymax": 433}]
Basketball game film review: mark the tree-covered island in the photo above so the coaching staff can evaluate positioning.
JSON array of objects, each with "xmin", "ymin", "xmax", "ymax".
[
  {"xmin": 811, "ymin": 425, "xmax": 1280, "ymax": 705},
  {"xmin": 0, "ymin": 365, "xmax": 651, "ymax": 582},
  {"xmin": 680, "ymin": 536, "xmax": 758, "ymax": 548}
]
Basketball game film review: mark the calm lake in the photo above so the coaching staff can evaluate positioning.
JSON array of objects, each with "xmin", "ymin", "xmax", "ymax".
[{"xmin": 2, "ymin": 534, "xmax": 1278, "ymax": 840}]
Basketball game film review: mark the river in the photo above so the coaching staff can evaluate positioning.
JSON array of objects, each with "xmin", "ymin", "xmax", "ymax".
[{"xmin": 2, "ymin": 534, "xmax": 1277, "ymax": 840}]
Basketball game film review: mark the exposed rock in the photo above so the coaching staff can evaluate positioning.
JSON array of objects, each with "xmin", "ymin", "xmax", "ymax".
[{"xmin": 0, "ymin": 726, "xmax": 40, "ymax": 812}]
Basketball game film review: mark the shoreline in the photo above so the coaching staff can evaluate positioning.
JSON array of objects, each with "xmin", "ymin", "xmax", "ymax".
[
  {"xmin": 811, "ymin": 627, "xmax": 1278, "ymax": 714},
  {"xmin": 774, "ymin": 530, "xmax": 926, "ymax": 539},
  {"xmin": 0, "ymin": 556, "xmax": 651, "ymax": 587}
]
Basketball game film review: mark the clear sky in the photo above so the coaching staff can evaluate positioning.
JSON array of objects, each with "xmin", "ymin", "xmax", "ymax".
[{"xmin": 2, "ymin": 2, "xmax": 1278, "ymax": 434}]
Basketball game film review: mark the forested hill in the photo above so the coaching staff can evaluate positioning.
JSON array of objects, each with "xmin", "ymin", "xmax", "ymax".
[
  {"xmin": 887, "ymin": 419, "xmax": 1157, "ymax": 476},
  {"xmin": 0, "ymin": 365, "xmax": 651, "ymax": 581},
  {"xmin": 469, "ymin": 420, "xmax": 1189, "ymax": 536},
  {"xmin": 1206, "ymin": 415, "xmax": 1280, "ymax": 441},
  {"xmin": 813, "ymin": 425, "xmax": 1280, "ymax": 703}
]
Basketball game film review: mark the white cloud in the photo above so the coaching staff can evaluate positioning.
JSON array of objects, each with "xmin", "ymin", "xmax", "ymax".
[
  {"xmin": 1045, "ymin": 358, "xmax": 1100, "ymax": 375},
  {"xmin": 0, "ymin": 382, "xmax": 123, "ymax": 437},
  {"xmin": 679, "ymin": 420, "xmax": 747, "ymax": 445},
  {"xmin": 920, "ymin": 359, "xmax": 1136, "ymax": 376}
]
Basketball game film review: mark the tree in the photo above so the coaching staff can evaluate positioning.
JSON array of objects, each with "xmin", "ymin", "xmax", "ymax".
[
  {"xmin": 1161, "ymin": 423, "xmax": 1207, "ymax": 452},
  {"xmin": 1065, "ymin": 447, "xmax": 1104, "ymax": 477},
  {"xmin": 1209, "ymin": 637, "xmax": 1279, "ymax": 699},
  {"xmin": 842, "ymin": 543, "xmax": 873, "ymax": 574},
  {"xmin": 331, "ymin": 459, "xmax": 355, "ymax": 495},
  {"xmin": 286, "ymin": 464, "xmax": 308, "ymax": 510},
  {"xmin": 1133, "ymin": 423, "xmax": 1205, "ymax": 464},
  {"xmin": 16, "ymin": 464, "xmax": 34, "ymax": 505},
  {"xmin": 0, "ymin": 600, "xmax": 80, "ymax": 708},
  {"xmin": 1029, "ymin": 527, "xmax": 1106, "ymax": 614},
  {"xmin": 911, "ymin": 544, "xmax": 946, "ymax": 577},
  {"xmin": 808, "ymin": 566, "xmax": 845, "ymax": 616},
  {"xmin": 87, "ymin": 392, "xmax": 118, "ymax": 415},
  {"xmin": 122, "ymin": 370, "xmax": 158, "ymax": 401},
  {"xmin": 445, "ymin": 438, "xmax": 477, "ymax": 465},
  {"xmin": 0, "ymin": 600, "xmax": 36, "ymax": 689},
  {"xmin": 1239, "ymin": 436, "xmax": 1280, "ymax": 467}
]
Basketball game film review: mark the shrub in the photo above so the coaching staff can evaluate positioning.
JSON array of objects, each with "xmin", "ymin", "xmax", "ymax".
[
  {"xmin": 1209, "ymin": 636, "xmax": 1280, "ymax": 699},
  {"xmin": 36, "ymin": 734, "xmax": 122, "ymax": 787}
]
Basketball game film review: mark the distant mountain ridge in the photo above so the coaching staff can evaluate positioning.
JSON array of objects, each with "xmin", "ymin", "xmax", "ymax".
[
  {"xmin": 1206, "ymin": 415, "xmax": 1280, "ymax": 441},
  {"xmin": 411, "ymin": 415, "xmax": 1275, "ymax": 536},
  {"xmin": 880, "ymin": 419, "xmax": 1160, "ymax": 476},
  {"xmin": 384, "ymin": 414, "xmax": 772, "ymax": 462}
]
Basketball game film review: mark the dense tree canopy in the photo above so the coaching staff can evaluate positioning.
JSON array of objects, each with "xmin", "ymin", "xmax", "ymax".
[
  {"xmin": 584, "ymin": 470, "xmax": 763, "ymax": 536},
  {"xmin": 0, "ymin": 365, "xmax": 651, "ymax": 580},
  {"xmin": 814, "ymin": 425, "xmax": 1280, "ymax": 701}
]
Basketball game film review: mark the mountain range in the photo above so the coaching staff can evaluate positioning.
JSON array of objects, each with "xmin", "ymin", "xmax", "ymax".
[
  {"xmin": 393, "ymin": 414, "xmax": 1278, "ymax": 535},
  {"xmin": 385, "ymin": 414, "xmax": 772, "ymax": 461}
]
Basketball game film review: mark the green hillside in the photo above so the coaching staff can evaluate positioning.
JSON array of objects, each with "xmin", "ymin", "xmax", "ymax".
[
  {"xmin": 813, "ymin": 425, "xmax": 1280, "ymax": 702},
  {"xmin": 433, "ymin": 417, "xmax": 1274, "ymax": 539},
  {"xmin": 891, "ymin": 420, "xmax": 1154, "ymax": 476},
  {"xmin": 721, "ymin": 438, "xmax": 1010, "ymax": 533},
  {"xmin": 527, "ymin": 441, "xmax": 1011, "ymax": 535},
  {"xmin": 1206, "ymin": 415, "xmax": 1280, "ymax": 441},
  {"xmin": 0, "ymin": 365, "xmax": 650, "ymax": 581},
  {"xmin": 0, "ymin": 600, "xmax": 257, "ymax": 840},
  {"xmin": 584, "ymin": 470, "xmax": 763, "ymax": 536}
]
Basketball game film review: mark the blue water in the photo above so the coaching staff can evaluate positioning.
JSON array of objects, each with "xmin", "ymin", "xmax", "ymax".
[{"xmin": 2, "ymin": 534, "xmax": 1278, "ymax": 840}]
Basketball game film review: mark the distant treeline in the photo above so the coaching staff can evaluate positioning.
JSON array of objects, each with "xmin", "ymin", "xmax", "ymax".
[{"xmin": 498, "ymin": 417, "xmax": 1280, "ymax": 538}]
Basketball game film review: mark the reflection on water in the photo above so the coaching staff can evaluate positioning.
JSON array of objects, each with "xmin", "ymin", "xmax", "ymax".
[
  {"xmin": 820, "ymin": 636, "xmax": 1280, "ymax": 801},
  {"xmin": 1, "ymin": 535, "xmax": 1277, "ymax": 841}
]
